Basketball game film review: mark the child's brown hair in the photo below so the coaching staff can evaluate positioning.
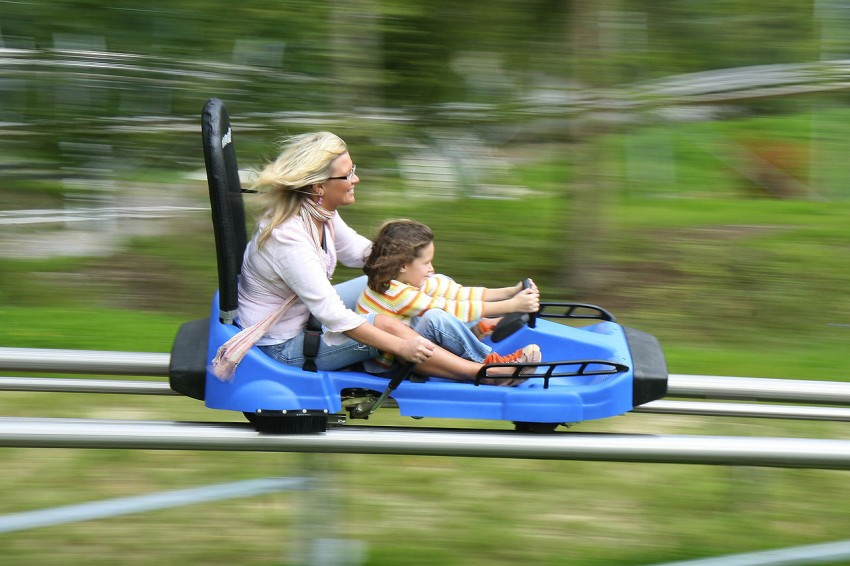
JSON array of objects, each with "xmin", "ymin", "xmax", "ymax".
[{"xmin": 363, "ymin": 219, "xmax": 434, "ymax": 292}]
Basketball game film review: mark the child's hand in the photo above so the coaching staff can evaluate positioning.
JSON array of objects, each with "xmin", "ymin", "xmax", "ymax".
[
  {"xmin": 511, "ymin": 287, "xmax": 540, "ymax": 313},
  {"xmin": 514, "ymin": 278, "xmax": 539, "ymax": 294}
]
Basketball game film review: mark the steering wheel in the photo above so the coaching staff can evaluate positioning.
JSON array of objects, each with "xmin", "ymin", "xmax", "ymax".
[
  {"xmin": 523, "ymin": 278, "xmax": 538, "ymax": 328},
  {"xmin": 490, "ymin": 278, "xmax": 538, "ymax": 343}
]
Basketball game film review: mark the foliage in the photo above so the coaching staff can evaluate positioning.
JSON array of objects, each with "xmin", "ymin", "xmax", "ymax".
[{"xmin": 3, "ymin": 107, "xmax": 850, "ymax": 380}]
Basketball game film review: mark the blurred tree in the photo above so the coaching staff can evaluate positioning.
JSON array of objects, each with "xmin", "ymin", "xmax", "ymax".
[
  {"xmin": 377, "ymin": 0, "xmax": 463, "ymax": 110},
  {"xmin": 559, "ymin": 0, "xmax": 621, "ymax": 294},
  {"xmin": 329, "ymin": 0, "xmax": 384, "ymax": 111},
  {"xmin": 0, "ymin": 0, "xmax": 839, "ymax": 259},
  {"xmin": 640, "ymin": 0, "xmax": 817, "ymax": 77}
]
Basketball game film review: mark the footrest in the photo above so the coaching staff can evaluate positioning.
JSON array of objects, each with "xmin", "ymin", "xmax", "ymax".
[{"xmin": 474, "ymin": 359, "xmax": 629, "ymax": 389}]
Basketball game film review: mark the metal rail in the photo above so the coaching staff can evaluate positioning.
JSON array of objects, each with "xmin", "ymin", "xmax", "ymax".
[
  {"xmin": 667, "ymin": 374, "xmax": 850, "ymax": 405},
  {"xmin": 0, "ymin": 376, "xmax": 176, "ymax": 395},
  {"xmin": 636, "ymin": 400, "xmax": 850, "ymax": 421},
  {"xmin": 1, "ymin": 347, "xmax": 850, "ymax": 405},
  {"xmin": 0, "ymin": 476, "xmax": 307, "ymax": 534},
  {"xmin": 2, "ymin": 376, "xmax": 849, "ymax": 422},
  {"xmin": 0, "ymin": 417, "xmax": 848, "ymax": 470},
  {"xmin": 656, "ymin": 539, "xmax": 850, "ymax": 566},
  {"xmin": 3, "ymin": 347, "xmax": 850, "ymax": 425},
  {"xmin": 0, "ymin": 347, "xmax": 169, "ymax": 376},
  {"xmin": 0, "ymin": 348, "xmax": 848, "ymax": 472}
]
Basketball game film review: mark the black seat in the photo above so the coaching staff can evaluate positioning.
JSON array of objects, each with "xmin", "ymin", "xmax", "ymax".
[
  {"xmin": 200, "ymin": 97, "xmax": 324, "ymax": 373},
  {"xmin": 201, "ymin": 97, "xmax": 248, "ymax": 325},
  {"xmin": 169, "ymin": 98, "xmax": 247, "ymax": 400}
]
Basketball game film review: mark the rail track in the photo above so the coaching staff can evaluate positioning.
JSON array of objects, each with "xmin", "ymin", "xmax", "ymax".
[{"xmin": 0, "ymin": 347, "xmax": 848, "ymax": 470}]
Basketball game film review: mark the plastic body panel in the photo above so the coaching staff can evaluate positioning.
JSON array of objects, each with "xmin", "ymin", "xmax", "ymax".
[
  {"xmin": 624, "ymin": 326, "xmax": 669, "ymax": 405},
  {"xmin": 201, "ymin": 293, "xmax": 660, "ymax": 424},
  {"xmin": 169, "ymin": 318, "xmax": 208, "ymax": 401}
]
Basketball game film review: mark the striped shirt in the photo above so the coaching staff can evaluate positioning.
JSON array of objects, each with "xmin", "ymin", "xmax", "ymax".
[
  {"xmin": 356, "ymin": 274, "xmax": 486, "ymax": 324},
  {"xmin": 356, "ymin": 274, "xmax": 487, "ymax": 369}
]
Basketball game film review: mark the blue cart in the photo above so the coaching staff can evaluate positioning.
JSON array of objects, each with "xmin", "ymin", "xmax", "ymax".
[{"xmin": 168, "ymin": 98, "xmax": 668, "ymax": 433}]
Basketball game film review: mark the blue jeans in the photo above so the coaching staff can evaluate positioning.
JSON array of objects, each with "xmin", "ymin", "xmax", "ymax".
[
  {"xmin": 259, "ymin": 276, "xmax": 491, "ymax": 370},
  {"xmin": 259, "ymin": 276, "xmax": 381, "ymax": 371},
  {"xmin": 410, "ymin": 309, "xmax": 492, "ymax": 363},
  {"xmin": 258, "ymin": 313, "xmax": 381, "ymax": 371}
]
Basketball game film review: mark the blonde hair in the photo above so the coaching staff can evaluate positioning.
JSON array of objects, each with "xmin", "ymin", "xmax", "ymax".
[{"xmin": 251, "ymin": 131, "xmax": 348, "ymax": 248}]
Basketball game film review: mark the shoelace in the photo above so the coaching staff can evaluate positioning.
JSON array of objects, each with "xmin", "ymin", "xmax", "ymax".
[{"xmin": 483, "ymin": 348, "xmax": 525, "ymax": 365}]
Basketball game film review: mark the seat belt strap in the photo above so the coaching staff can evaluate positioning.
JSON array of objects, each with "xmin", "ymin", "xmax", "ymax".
[{"xmin": 302, "ymin": 314, "xmax": 322, "ymax": 372}]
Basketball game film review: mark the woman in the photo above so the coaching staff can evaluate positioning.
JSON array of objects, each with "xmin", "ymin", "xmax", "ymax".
[{"xmin": 237, "ymin": 131, "xmax": 533, "ymax": 385}]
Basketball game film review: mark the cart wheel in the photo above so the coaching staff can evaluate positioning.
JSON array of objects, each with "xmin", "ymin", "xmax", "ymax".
[
  {"xmin": 514, "ymin": 421, "xmax": 560, "ymax": 434},
  {"xmin": 243, "ymin": 411, "xmax": 329, "ymax": 434}
]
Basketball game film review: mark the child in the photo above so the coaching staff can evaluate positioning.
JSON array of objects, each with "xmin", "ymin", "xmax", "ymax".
[{"xmin": 356, "ymin": 219, "xmax": 542, "ymax": 369}]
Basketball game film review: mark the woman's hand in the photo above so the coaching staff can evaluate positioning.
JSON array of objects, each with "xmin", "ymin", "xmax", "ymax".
[{"xmin": 398, "ymin": 335, "xmax": 436, "ymax": 364}]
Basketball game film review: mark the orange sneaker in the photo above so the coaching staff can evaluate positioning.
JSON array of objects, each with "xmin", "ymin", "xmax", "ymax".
[
  {"xmin": 518, "ymin": 344, "xmax": 542, "ymax": 376},
  {"xmin": 484, "ymin": 344, "xmax": 540, "ymax": 365},
  {"xmin": 480, "ymin": 344, "xmax": 541, "ymax": 386},
  {"xmin": 474, "ymin": 318, "xmax": 499, "ymax": 339}
]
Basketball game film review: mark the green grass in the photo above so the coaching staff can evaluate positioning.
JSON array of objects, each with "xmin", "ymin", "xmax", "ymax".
[
  {"xmin": 3, "ymin": 108, "xmax": 850, "ymax": 564},
  {"xmin": 0, "ymin": 306, "xmax": 186, "ymax": 352},
  {"xmin": 0, "ymin": 407, "xmax": 847, "ymax": 565}
]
